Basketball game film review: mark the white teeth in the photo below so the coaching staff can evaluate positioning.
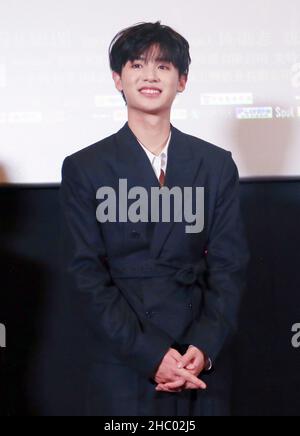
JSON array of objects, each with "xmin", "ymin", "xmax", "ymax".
[{"xmin": 140, "ymin": 89, "xmax": 160, "ymax": 94}]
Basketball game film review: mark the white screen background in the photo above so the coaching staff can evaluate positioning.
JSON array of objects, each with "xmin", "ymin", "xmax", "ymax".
[{"xmin": 0, "ymin": 0, "xmax": 300, "ymax": 183}]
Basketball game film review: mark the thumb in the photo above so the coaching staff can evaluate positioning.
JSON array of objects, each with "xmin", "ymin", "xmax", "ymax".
[
  {"xmin": 187, "ymin": 363, "xmax": 195, "ymax": 370},
  {"xmin": 177, "ymin": 350, "xmax": 193, "ymax": 369}
]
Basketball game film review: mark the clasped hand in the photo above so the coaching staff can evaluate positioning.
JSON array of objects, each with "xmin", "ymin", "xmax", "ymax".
[{"xmin": 154, "ymin": 346, "xmax": 207, "ymax": 393}]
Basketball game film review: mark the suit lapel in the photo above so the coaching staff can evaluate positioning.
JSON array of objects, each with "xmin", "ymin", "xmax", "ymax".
[
  {"xmin": 115, "ymin": 122, "xmax": 203, "ymax": 258},
  {"xmin": 115, "ymin": 122, "xmax": 160, "ymax": 191}
]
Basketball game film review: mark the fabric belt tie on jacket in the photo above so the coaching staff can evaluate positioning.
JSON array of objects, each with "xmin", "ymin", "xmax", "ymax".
[{"xmin": 107, "ymin": 257, "xmax": 207, "ymax": 289}]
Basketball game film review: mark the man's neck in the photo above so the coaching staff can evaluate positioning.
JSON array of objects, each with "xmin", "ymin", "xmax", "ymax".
[{"xmin": 128, "ymin": 111, "xmax": 171, "ymax": 156}]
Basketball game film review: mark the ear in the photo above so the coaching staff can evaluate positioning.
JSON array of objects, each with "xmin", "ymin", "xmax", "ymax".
[
  {"xmin": 177, "ymin": 74, "xmax": 188, "ymax": 93},
  {"xmin": 112, "ymin": 71, "xmax": 123, "ymax": 92}
]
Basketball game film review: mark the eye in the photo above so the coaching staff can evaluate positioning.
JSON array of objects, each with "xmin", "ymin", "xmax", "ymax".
[
  {"xmin": 132, "ymin": 63, "xmax": 142, "ymax": 69},
  {"xmin": 159, "ymin": 65, "xmax": 169, "ymax": 70}
]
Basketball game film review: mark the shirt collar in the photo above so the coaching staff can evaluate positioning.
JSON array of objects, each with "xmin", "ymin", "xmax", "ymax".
[{"xmin": 137, "ymin": 131, "xmax": 171, "ymax": 163}]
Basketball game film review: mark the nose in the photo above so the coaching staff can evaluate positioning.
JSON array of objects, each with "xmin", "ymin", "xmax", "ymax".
[{"xmin": 142, "ymin": 64, "xmax": 160, "ymax": 82}]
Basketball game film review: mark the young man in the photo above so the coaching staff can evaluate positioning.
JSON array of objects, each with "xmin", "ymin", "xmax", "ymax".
[{"xmin": 59, "ymin": 22, "xmax": 250, "ymax": 416}]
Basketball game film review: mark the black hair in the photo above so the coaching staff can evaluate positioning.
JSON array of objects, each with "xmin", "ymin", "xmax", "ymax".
[{"xmin": 109, "ymin": 21, "xmax": 191, "ymax": 104}]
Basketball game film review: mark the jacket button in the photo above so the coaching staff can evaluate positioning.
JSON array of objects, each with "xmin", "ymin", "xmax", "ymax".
[{"xmin": 188, "ymin": 303, "xmax": 193, "ymax": 309}]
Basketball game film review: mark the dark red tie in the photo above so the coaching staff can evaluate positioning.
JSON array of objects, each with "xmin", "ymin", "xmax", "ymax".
[{"xmin": 159, "ymin": 168, "xmax": 165, "ymax": 187}]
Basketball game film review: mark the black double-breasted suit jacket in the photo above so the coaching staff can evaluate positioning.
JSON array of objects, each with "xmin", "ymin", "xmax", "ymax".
[{"xmin": 59, "ymin": 121, "xmax": 250, "ymax": 416}]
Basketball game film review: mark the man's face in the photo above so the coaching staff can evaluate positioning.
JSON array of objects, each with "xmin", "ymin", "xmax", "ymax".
[{"xmin": 112, "ymin": 45, "xmax": 187, "ymax": 114}]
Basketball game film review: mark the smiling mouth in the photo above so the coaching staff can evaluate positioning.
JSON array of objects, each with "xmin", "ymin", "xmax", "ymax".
[{"xmin": 139, "ymin": 88, "xmax": 162, "ymax": 96}]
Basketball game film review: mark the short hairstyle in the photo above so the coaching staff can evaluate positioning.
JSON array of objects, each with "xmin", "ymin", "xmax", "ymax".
[{"xmin": 109, "ymin": 21, "xmax": 191, "ymax": 104}]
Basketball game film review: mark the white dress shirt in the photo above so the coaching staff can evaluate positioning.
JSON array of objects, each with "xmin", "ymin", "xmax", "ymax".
[{"xmin": 136, "ymin": 131, "xmax": 171, "ymax": 181}]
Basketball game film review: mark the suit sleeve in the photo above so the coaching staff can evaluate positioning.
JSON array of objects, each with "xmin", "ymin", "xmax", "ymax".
[
  {"xmin": 59, "ymin": 155, "xmax": 175, "ymax": 379},
  {"xmin": 182, "ymin": 152, "xmax": 250, "ymax": 362}
]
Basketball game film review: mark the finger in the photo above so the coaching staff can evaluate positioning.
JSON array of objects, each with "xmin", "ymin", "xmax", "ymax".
[
  {"xmin": 157, "ymin": 378, "xmax": 186, "ymax": 390},
  {"xmin": 157, "ymin": 381, "xmax": 194, "ymax": 391},
  {"xmin": 185, "ymin": 359, "xmax": 199, "ymax": 371},
  {"xmin": 170, "ymin": 349, "xmax": 184, "ymax": 362},
  {"xmin": 181, "ymin": 356, "xmax": 196, "ymax": 370},
  {"xmin": 184, "ymin": 382, "xmax": 200, "ymax": 390},
  {"xmin": 175, "ymin": 368, "xmax": 207, "ymax": 389},
  {"xmin": 158, "ymin": 381, "xmax": 200, "ymax": 392},
  {"xmin": 191, "ymin": 377, "xmax": 206, "ymax": 390},
  {"xmin": 187, "ymin": 364, "xmax": 195, "ymax": 370},
  {"xmin": 177, "ymin": 350, "xmax": 194, "ymax": 369},
  {"xmin": 194, "ymin": 355, "xmax": 204, "ymax": 368}
]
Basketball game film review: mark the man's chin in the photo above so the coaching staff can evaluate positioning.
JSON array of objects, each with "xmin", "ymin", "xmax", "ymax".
[{"xmin": 128, "ymin": 103, "xmax": 168, "ymax": 116}]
